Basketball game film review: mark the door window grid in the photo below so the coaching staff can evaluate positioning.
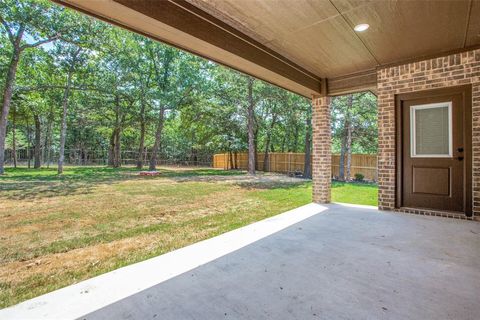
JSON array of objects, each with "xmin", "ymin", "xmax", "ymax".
[{"xmin": 410, "ymin": 102, "xmax": 452, "ymax": 158}]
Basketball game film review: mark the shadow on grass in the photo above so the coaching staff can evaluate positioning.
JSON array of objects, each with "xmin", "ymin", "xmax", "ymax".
[
  {"xmin": 331, "ymin": 180, "xmax": 378, "ymax": 189},
  {"xmin": 0, "ymin": 167, "xmax": 244, "ymax": 200},
  {"xmin": 171, "ymin": 170, "xmax": 311, "ymax": 190},
  {"xmin": 0, "ymin": 167, "xmax": 138, "ymax": 200},
  {"xmin": 233, "ymin": 179, "xmax": 310, "ymax": 190},
  {"xmin": 159, "ymin": 168, "xmax": 246, "ymax": 178},
  {"xmin": 0, "ymin": 166, "xmax": 309, "ymax": 200}
]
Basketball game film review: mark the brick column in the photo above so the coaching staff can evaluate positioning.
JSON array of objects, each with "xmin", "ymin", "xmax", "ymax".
[
  {"xmin": 312, "ymin": 95, "xmax": 331, "ymax": 203},
  {"xmin": 376, "ymin": 88, "xmax": 396, "ymax": 210}
]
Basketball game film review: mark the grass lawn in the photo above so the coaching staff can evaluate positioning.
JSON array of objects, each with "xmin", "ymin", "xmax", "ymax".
[
  {"xmin": 0, "ymin": 166, "xmax": 377, "ymax": 308},
  {"xmin": 332, "ymin": 181, "xmax": 378, "ymax": 206},
  {"xmin": 0, "ymin": 166, "xmax": 312, "ymax": 308}
]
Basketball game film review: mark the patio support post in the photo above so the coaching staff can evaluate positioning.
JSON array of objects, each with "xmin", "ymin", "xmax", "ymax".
[{"xmin": 312, "ymin": 95, "xmax": 331, "ymax": 203}]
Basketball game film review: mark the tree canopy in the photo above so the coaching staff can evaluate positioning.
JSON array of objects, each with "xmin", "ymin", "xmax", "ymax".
[{"xmin": 1, "ymin": 0, "xmax": 376, "ymax": 175}]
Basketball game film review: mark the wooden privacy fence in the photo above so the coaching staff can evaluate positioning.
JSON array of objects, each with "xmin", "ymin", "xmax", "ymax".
[
  {"xmin": 213, "ymin": 152, "xmax": 378, "ymax": 181},
  {"xmin": 331, "ymin": 154, "xmax": 377, "ymax": 181}
]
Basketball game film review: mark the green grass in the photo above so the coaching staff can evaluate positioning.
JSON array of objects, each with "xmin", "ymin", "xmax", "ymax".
[
  {"xmin": 0, "ymin": 166, "xmax": 310, "ymax": 308},
  {"xmin": 332, "ymin": 181, "xmax": 378, "ymax": 206},
  {"xmin": 0, "ymin": 166, "xmax": 377, "ymax": 308}
]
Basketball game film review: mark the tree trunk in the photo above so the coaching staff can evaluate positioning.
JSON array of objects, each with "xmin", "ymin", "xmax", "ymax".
[
  {"xmin": 108, "ymin": 124, "xmax": 122, "ymax": 168},
  {"xmin": 338, "ymin": 139, "xmax": 345, "ymax": 181},
  {"xmin": 281, "ymin": 134, "xmax": 286, "ymax": 153},
  {"xmin": 149, "ymin": 106, "xmax": 165, "ymax": 171},
  {"xmin": 229, "ymin": 150, "xmax": 234, "ymax": 170},
  {"xmin": 293, "ymin": 124, "xmax": 299, "ymax": 152},
  {"xmin": 254, "ymin": 130, "xmax": 258, "ymax": 171},
  {"xmin": 345, "ymin": 95, "xmax": 353, "ymax": 180},
  {"xmin": 114, "ymin": 127, "xmax": 122, "ymax": 168},
  {"xmin": 112, "ymin": 96, "xmax": 123, "ymax": 169},
  {"xmin": 45, "ymin": 122, "xmax": 52, "ymax": 168},
  {"xmin": 263, "ymin": 114, "xmax": 277, "ymax": 172},
  {"xmin": 136, "ymin": 100, "xmax": 146, "ymax": 169},
  {"xmin": 26, "ymin": 119, "xmax": 31, "ymax": 169},
  {"xmin": 247, "ymin": 77, "xmax": 255, "ymax": 175},
  {"xmin": 58, "ymin": 48, "xmax": 82, "ymax": 174},
  {"xmin": 263, "ymin": 142, "xmax": 270, "ymax": 172},
  {"xmin": 58, "ymin": 69, "xmax": 74, "ymax": 174},
  {"xmin": 33, "ymin": 114, "xmax": 41, "ymax": 169},
  {"xmin": 12, "ymin": 104, "xmax": 17, "ymax": 168},
  {"xmin": 303, "ymin": 115, "xmax": 312, "ymax": 179},
  {"xmin": 44, "ymin": 105, "xmax": 54, "ymax": 167},
  {"xmin": 346, "ymin": 123, "xmax": 353, "ymax": 180},
  {"xmin": 0, "ymin": 47, "xmax": 21, "ymax": 174},
  {"xmin": 108, "ymin": 130, "xmax": 115, "ymax": 166}
]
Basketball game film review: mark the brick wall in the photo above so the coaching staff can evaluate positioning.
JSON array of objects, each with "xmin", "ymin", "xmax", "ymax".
[
  {"xmin": 377, "ymin": 49, "xmax": 480, "ymax": 215},
  {"xmin": 312, "ymin": 96, "xmax": 331, "ymax": 203}
]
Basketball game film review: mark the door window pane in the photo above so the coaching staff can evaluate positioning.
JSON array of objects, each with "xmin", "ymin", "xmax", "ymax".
[{"xmin": 411, "ymin": 103, "xmax": 452, "ymax": 157}]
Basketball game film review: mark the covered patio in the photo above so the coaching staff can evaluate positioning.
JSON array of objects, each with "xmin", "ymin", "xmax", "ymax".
[
  {"xmin": 53, "ymin": 0, "xmax": 480, "ymax": 218},
  {"xmin": 1, "ymin": 204, "xmax": 479, "ymax": 319},
  {"xmin": 2, "ymin": 0, "xmax": 478, "ymax": 318}
]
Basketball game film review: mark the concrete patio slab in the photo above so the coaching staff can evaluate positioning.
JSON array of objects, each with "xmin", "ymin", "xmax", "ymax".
[
  {"xmin": 2, "ymin": 204, "xmax": 479, "ymax": 319},
  {"xmin": 0, "ymin": 203, "xmax": 327, "ymax": 320}
]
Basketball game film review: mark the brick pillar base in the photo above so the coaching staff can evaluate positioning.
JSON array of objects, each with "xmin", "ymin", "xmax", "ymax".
[{"xmin": 312, "ymin": 96, "xmax": 331, "ymax": 203}]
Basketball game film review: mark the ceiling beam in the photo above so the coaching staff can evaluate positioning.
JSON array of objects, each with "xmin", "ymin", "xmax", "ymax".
[
  {"xmin": 327, "ymin": 69, "xmax": 377, "ymax": 96},
  {"xmin": 55, "ymin": 0, "xmax": 323, "ymax": 97}
]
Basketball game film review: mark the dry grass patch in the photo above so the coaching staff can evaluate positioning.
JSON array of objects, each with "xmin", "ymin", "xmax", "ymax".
[{"xmin": 0, "ymin": 166, "xmax": 311, "ymax": 307}]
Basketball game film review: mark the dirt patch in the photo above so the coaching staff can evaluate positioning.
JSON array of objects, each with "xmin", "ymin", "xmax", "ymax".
[
  {"xmin": 0, "ymin": 213, "xmax": 232, "ymax": 287},
  {"xmin": 0, "ymin": 234, "xmax": 161, "ymax": 286},
  {"xmin": 0, "ymin": 167, "xmax": 311, "ymax": 307},
  {"xmin": 172, "ymin": 172, "xmax": 307, "ymax": 184}
]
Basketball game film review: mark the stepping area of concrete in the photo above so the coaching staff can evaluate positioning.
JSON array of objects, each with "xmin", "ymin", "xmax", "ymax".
[{"xmin": 1, "ymin": 204, "xmax": 479, "ymax": 320}]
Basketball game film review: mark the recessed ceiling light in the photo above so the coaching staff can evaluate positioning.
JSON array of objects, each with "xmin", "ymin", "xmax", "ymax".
[{"xmin": 354, "ymin": 23, "xmax": 369, "ymax": 32}]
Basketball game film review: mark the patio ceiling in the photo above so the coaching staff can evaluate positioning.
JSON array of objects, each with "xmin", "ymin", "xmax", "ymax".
[{"xmin": 55, "ymin": 0, "xmax": 480, "ymax": 97}]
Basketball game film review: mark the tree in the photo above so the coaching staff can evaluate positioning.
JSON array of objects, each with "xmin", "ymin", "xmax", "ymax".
[
  {"xmin": 148, "ymin": 45, "xmax": 175, "ymax": 171},
  {"xmin": 57, "ymin": 45, "xmax": 83, "ymax": 173},
  {"xmin": 0, "ymin": 0, "xmax": 67, "ymax": 174},
  {"xmin": 304, "ymin": 105, "xmax": 312, "ymax": 178},
  {"xmin": 331, "ymin": 92, "xmax": 377, "ymax": 180},
  {"xmin": 11, "ymin": 45, "xmax": 57, "ymax": 169},
  {"xmin": 56, "ymin": 13, "xmax": 106, "ymax": 173},
  {"xmin": 246, "ymin": 76, "xmax": 256, "ymax": 175},
  {"xmin": 147, "ymin": 43, "xmax": 203, "ymax": 171},
  {"xmin": 1, "ymin": 0, "xmax": 316, "ymax": 174},
  {"xmin": 130, "ymin": 36, "xmax": 155, "ymax": 169}
]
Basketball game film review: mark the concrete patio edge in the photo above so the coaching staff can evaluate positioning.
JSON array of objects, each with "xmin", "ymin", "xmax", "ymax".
[{"xmin": 0, "ymin": 203, "xmax": 328, "ymax": 320}]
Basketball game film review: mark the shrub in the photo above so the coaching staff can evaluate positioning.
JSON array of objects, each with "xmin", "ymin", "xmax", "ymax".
[{"xmin": 354, "ymin": 173, "xmax": 365, "ymax": 182}]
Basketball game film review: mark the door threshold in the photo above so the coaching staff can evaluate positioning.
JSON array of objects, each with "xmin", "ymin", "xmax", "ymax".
[{"xmin": 396, "ymin": 207, "xmax": 476, "ymax": 221}]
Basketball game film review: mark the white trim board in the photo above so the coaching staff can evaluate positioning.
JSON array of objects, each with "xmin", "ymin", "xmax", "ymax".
[{"xmin": 0, "ymin": 203, "xmax": 327, "ymax": 320}]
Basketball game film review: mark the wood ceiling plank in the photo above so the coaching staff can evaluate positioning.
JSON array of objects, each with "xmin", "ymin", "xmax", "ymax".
[
  {"xmin": 56, "ymin": 0, "xmax": 322, "ymax": 97},
  {"xmin": 465, "ymin": 0, "xmax": 480, "ymax": 47},
  {"xmin": 339, "ymin": 0, "xmax": 472, "ymax": 64},
  {"xmin": 329, "ymin": 0, "xmax": 378, "ymax": 14},
  {"xmin": 328, "ymin": 69, "xmax": 377, "ymax": 96},
  {"xmin": 114, "ymin": 0, "xmax": 320, "ymax": 84},
  {"xmin": 190, "ymin": 0, "xmax": 340, "ymax": 43},
  {"xmin": 54, "ymin": 0, "xmax": 477, "ymax": 97},
  {"xmin": 272, "ymin": 15, "xmax": 377, "ymax": 77},
  {"xmin": 189, "ymin": 0, "xmax": 377, "ymax": 77},
  {"xmin": 188, "ymin": 0, "xmax": 344, "ymax": 76}
]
